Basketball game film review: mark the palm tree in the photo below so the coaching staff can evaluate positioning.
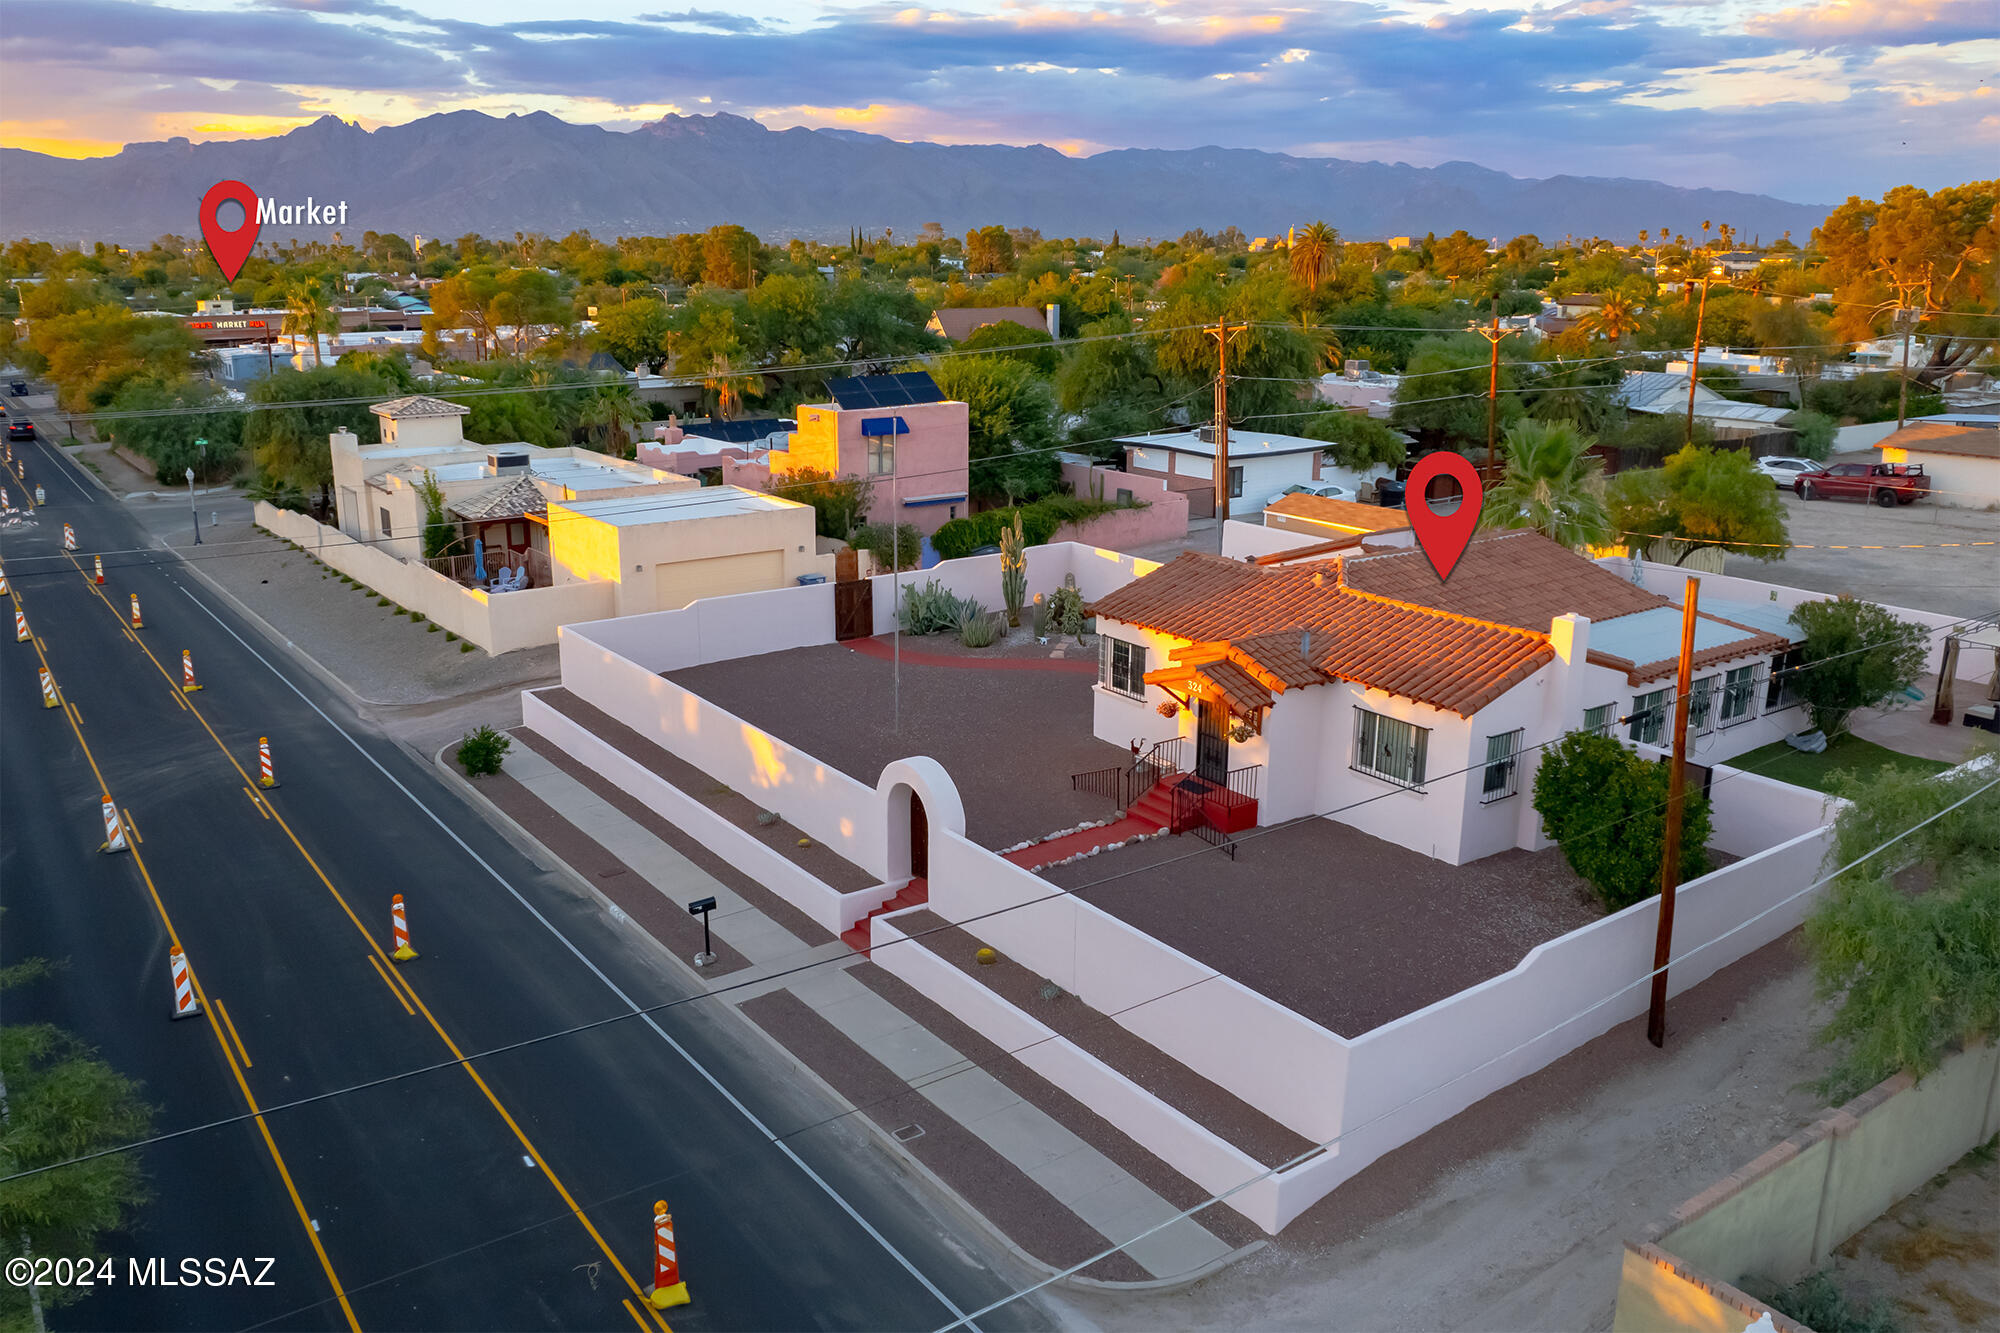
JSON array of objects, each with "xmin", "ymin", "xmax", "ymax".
[
  {"xmin": 1290, "ymin": 221, "xmax": 1339, "ymax": 292},
  {"xmin": 282, "ymin": 282, "xmax": 333, "ymax": 367},
  {"xmin": 1577, "ymin": 292, "xmax": 1640, "ymax": 343},
  {"xmin": 707, "ymin": 353, "xmax": 764, "ymax": 419},
  {"xmin": 576, "ymin": 386, "xmax": 651, "ymax": 458},
  {"xmin": 1477, "ymin": 419, "xmax": 1613, "ymax": 551}
]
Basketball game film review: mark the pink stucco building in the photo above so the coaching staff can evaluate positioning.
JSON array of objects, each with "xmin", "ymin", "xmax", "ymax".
[{"xmin": 770, "ymin": 373, "xmax": 972, "ymax": 536}]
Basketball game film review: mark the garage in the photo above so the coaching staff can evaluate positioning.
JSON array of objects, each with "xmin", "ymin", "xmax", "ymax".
[{"xmin": 655, "ymin": 549, "xmax": 785, "ymax": 609}]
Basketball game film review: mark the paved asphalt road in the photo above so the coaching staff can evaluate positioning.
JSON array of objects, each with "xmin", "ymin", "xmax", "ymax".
[{"xmin": 1, "ymin": 427, "xmax": 1048, "ymax": 1332}]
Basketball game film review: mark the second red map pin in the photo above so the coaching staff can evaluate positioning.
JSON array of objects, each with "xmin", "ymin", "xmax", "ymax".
[
  {"xmin": 198, "ymin": 180, "xmax": 262, "ymax": 282},
  {"xmin": 1404, "ymin": 451, "xmax": 1484, "ymax": 582}
]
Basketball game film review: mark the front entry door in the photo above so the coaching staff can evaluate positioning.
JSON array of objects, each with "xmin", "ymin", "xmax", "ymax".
[
  {"xmin": 909, "ymin": 792, "xmax": 929, "ymax": 879},
  {"xmin": 1195, "ymin": 696, "xmax": 1228, "ymax": 786}
]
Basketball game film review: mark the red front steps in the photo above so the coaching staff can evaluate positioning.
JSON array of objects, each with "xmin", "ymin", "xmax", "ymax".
[{"xmin": 841, "ymin": 877, "xmax": 928, "ymax": 956}]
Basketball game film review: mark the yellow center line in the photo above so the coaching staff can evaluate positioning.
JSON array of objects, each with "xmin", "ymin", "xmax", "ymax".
[
  {"xmin": 365, "ymin": 954, "xmax": 415, "ymax": 1016},
  {"xmin": 213, "ymin": 997, "xmax": 254, "ymax": 1069},
  {"xmin": 65, "ymin": 553, "xmax": 670, "ymax": 1329},
  {"xmin": 622, "ymin": 1299, "xmax": 651, "ymax": 1332},
  {"xmin": 10, "ymin": 585, "xmax": 360, "ymax": 1333},
  {"xmin": 122, "ymin": 808, "xmax": 142, "ymax": 844},
  {"xmin": 243, "ymin": 784, "xmax": 272, "ymax": 818}
]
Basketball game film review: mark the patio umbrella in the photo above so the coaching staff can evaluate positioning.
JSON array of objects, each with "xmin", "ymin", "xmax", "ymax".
[{"xmin": 472, "ymin": 536, "xmax": 487, "ymax": 583}]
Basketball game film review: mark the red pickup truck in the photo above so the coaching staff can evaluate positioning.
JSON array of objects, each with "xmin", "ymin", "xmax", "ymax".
[{"xmin": 1794, "ymin": 462, "xmax": 1931, "ymax": 506}]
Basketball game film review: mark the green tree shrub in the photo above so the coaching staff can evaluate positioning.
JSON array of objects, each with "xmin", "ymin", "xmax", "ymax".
[
  {"xmin": 456, "ymin": 725, "xmax": 511, "ymax": 776},
  {"xmin": 1787, "ymin": 597, "xmax": 1930, "ymax": 738},
  {"xmin": 852, "ymin": 521, "xmax": 921, "ymax": 571},
  {"xmin": 1804, "ymin": 761, "xmax": 2000, "ymax": 1099},
  {"xmin": 1532, "ymin": 730, "xmax": 1712, "ymax": 912},
  {"xmin": 769, "ymin": 466, "xmax": 869, "ymax": 540},
  {"xmin": 1788, "ymin": 409, "xmax": 1838, "ymax": 461}
]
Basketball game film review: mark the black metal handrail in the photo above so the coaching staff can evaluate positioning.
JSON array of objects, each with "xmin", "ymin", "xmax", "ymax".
[
  {"xmin": 1073, "ymin": 736, "xmax": 1187, "ymax": 812},
  {"xmin": 1171, "ymin": 783, "xmax": 1236, "ymax": 859}
]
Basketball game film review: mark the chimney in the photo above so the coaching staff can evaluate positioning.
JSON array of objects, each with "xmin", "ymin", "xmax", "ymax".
[{"xmin": 1046, "ymin": 303, "xmax": 1061, "ymax": 341}]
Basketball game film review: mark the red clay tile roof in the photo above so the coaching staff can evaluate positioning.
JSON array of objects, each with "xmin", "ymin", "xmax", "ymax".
[
  {"xmin": 1338, "ymin": 529, "xmax": 1669, "ymax": 631},
  {"xmin": 1148, "ymin": 656, "xmax": 1275, "ymax": 716},
  {"xmin": 1879, "ymin": 422, "xmax": 2000, "ymax": 460},
  {"xmin": 1089, "ymin": 550, "xmax": 1553, "ymax": 715}
]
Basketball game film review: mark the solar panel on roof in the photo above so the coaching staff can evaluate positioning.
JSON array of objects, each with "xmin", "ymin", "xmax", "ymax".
[{"xmin": 826, "ymin": 371, "xmax": 942, "ymax": 410}]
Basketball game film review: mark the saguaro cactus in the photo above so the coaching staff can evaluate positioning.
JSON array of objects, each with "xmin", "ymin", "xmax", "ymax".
[{"xmin": 1000, "ymin": 513, "xmax": 1027, "ymax": 627}]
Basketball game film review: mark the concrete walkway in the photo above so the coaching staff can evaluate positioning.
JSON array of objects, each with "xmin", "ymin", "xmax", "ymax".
[{"xmin": 487, "ymin": 739, "xmax": 1237, "ymax": 1283}]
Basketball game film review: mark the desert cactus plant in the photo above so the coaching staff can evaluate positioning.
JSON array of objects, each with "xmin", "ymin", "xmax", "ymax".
[{"xmin": 999, "ymin": 513, "xmax": 1027, "ymax": 627}]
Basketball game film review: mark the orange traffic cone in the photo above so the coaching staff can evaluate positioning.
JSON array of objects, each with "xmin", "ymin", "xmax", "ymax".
[
  {"xmin": 181, "ymin": 649, "xmax": 201, "ymax": 692},
  {"xmin": 100, "ymin": 796, "xmax": 128, "ymax": 853},
  {"xmin": 14, "ymin": 608, "xmax": 27, "ymax": 642},
  {"xmin": 130, "ymin": 593, "xmax": 143, "ymax": 629},
  {"xmin": 39, "ymin": 666, "xmax": 59, "ymax": 709},
  {"xmin": 62, "ymin": 523, "xmax": 75, "ymax": 551},
  {"xmin": 647, "ymin": 1201, "xmax": 690, "ymax": 1309},
  {"xmin": 168, "ymin": 946, "xmax": 200, "ymax": 1020},
  {"xmin": 390, "ymin": 894, "xmax": 417, "ymax": 962},
  {"xmin": 94, "ymin": 554, "xmax": 105, "ymax": 585},
  {"xmin": 258, "ymin": 737, "xmax": 276, "ymax": 788}
]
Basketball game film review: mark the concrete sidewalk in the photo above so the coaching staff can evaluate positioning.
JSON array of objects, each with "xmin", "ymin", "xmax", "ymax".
[{"xmin": 467, "ymin": 736, "xmax": 1251, "ymax": 1288}]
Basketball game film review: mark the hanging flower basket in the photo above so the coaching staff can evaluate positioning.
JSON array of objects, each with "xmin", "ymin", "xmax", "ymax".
[
  {"xmin": 1228, "ymin": 720, "xmax": 1255, "ymax": 744},
  {"xmin": 1156, "ymin": 700, "xmax": 1180, "ymax": 718}
]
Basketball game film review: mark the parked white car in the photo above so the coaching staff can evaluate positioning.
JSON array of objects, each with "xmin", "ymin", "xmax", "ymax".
[
  {"xmin": 1752, "ymin": 456, "xmax": 1820, "ymax": 488},
  {"xmin": 1265, "ymin": 480, "xmax": 1359, "ymax": 509}
]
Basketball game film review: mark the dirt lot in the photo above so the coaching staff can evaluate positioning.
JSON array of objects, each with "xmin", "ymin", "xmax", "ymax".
[{"xmin": 1723, "ymin": 485, "xmax": 2000, "ymax": 619}]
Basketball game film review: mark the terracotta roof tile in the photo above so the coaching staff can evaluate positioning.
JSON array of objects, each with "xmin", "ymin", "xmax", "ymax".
[
  {"xmin": 1339, "ymin": 529, "xmax": 1669, "ymax": 631},
  {"xmin": 1089, "ymin": 550, "xmax": 1553, "ymax": 716}
]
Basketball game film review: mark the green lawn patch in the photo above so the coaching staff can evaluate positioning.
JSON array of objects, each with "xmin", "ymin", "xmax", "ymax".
[{"xmin": 1732, "ymin": 732, "xmax": 1950, "ymax": 794}]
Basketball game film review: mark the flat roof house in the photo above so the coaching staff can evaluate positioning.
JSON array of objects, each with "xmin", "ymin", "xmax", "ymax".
[
  {"xmin": 771, "ymin": 372, "xmax": 972, "ymax": 535},
  {"xmin": 1120, "ymin": 426, "xmax": 1402, "ymax": 521},
  {"xmin": 1877, "ymin": 421, "xmax": 2000, "ymax": 509},
  {"xmin": 1087, "ymin": 530, "xmax": 1797, "ymax": 865}
]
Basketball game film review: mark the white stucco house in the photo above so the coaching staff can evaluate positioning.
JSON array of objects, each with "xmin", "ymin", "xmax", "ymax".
[
  {"xmin": 1118, "ymin": 426, "xmax": 1398, "ymax": 521},
  {"xmin": 1877, "ymin": 421, "xmax": 2000, "ymax": 509},
  {"xmin": 1086, "ymin": 529, "xmax": 1810, "ymax": 865}
]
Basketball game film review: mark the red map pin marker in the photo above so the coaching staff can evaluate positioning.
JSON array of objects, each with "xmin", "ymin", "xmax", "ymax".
[
  {"xmin": 1405, "ymin": 451, "xmax": 1484, "ymax": 582},
  {"xmin": 198, "ymin": 180, "xmax": 261, "ymax": 282}
]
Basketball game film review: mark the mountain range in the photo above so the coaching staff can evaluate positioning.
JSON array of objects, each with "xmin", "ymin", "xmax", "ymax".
[{"xmin": 0, "ymin": 111, "xmax": 1830, "ymax": 248}]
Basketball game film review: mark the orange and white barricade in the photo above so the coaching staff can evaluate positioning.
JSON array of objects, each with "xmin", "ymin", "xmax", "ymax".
[
  {"xmin": 648, "ymin": 1201, "xmax": 690, "ymax": 1309},
  {"xmin": 130, "ymin": 594, "xmax": 143, "ymax": 629},
  {"xmin": 100, "ymin": 796, "xmax": 128, "ymax": 853},
  {"xmin": 258, "ymin": 737, "xmax": 276, "ymax": 788},
  {"xmin": 39, "ymin": 666, "xmax": 59, "ymax": 708},
  {"xmin": 181, "ymin": 649, "xmax": 201, "ymax": 692},
  {"xmin": 14, "ymin": 608, "xmax": 28, "ymax": 642},
  {"xmin": 390, "ymin": 894, "xmax": 418, "ymax": 962},
  {"xmin": 62, "ymin": 524, "xmax": 75, "ymax": 551},
  {"xmin": 94, "ymin": 554, "xmax": 105, "ymax": 585},
  {"xmin": 168, "ymin": 946, "xmax": 200, "ymax": 1019}
]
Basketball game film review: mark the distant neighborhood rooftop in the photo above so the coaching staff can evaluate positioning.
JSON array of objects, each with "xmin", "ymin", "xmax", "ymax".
[
  {"xmin": 1879, "ymin": 421, "xmax": 2000, "ymax": 459},
  {"xmin": 1120, "ymin": 427, "xmax": 1330, "ymax": 459},
  {"xmin": 926, "ymin": 307, "xmax": 1047, "ymax": 342},
  {"xmin": 824, "ymin": 371, "xmax": 945, "ymax": 411},
  {"xmin": 369, "ymin": 394, "xmax": 470, "ymax": 420},
  {"xmin": 1265, "ymin": 494, "xmax": 1411, "ymax": 533}
]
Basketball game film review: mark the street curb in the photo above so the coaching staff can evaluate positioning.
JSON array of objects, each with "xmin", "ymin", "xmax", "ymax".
[{"xmin": 432, "ymin": 736, "xmax": 1262, "ymax": 1297}]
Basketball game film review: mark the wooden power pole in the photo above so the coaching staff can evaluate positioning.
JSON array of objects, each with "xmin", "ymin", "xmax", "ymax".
[
  {"xmin": 1683, "ymin": 272, "xmax": 1714, "ymax": 445},
  {"xmin": 1648, "ymin": 575, "xmax": 1702, "ymax": 1048},
  {"xmin": 1208, "ymin": 318, "xmax": 1249, "ymax": 523},
  {"xmin": 1472, "ymin": 300, "xmax": 1515, "ymax": 476}
]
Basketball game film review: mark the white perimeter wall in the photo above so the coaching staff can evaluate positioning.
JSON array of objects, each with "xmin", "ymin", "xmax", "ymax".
[
  {"xmin": 257, "ymin": 501, "xmax": 614, "ymax": 654},
  {"xmin": 540, "ymin": 536, "xmax": 1848, "ymax": 1237}
]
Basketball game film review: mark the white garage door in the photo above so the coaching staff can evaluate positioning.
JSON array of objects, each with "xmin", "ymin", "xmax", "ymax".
[{"xmin": 654, "ymin": 550, "xmax": 785, "ymax": 610}]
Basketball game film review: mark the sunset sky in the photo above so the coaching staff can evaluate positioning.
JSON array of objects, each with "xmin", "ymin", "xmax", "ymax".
[{"xmin": 2, "ymin": 0, "xmax": 1993, "ymax": 201}]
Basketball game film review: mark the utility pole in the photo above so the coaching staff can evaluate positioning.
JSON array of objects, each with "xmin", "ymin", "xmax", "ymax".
[
  {"xmin": 1684, "ymin": 269, "xmax": 1716, "ymax": 445},
  {"xmin": 1472, "ymin": 300, "xmax": 1515, "ymax": 476},
  {"xmin": 1207, "ymin": 318, "xmax": 1249, "ymax": 523},
  {"xmin": 1647, "ymin": 575, "xmax": 1701, "ymax": 1048},
  {"xmin": 1894, "ymin": 305, "xmax": 1919, "ymax": 429}
]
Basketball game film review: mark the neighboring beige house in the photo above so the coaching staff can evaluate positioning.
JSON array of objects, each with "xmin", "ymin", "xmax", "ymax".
[
  {"xmin": 282, "ymin": 393, "xmax": 829, "ymax": 652},
  {"xmin": 925, "ymin": 306, "xmax": 1052, "ymax": 342},
  {"xmin": 1877, "ymin": 421, "xmax": 2000, "ymax": 509}
]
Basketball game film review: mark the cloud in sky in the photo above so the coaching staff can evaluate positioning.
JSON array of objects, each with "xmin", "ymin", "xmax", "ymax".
[{"xmin": 0, "ymin": 0, "xmax": 1991, "ymax": 199}]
